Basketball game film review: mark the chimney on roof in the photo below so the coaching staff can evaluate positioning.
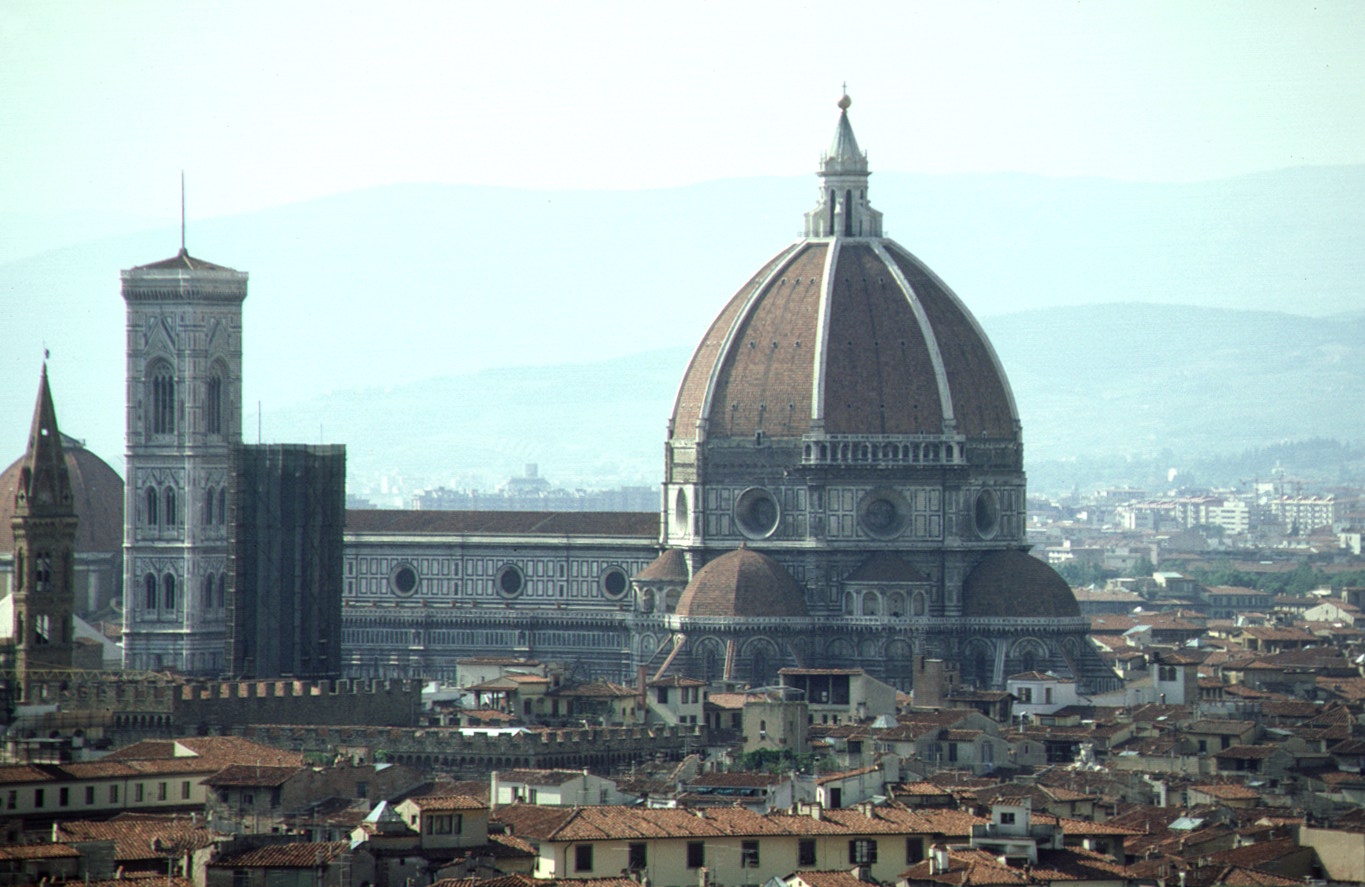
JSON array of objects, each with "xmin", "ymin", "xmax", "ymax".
[{"xmin": 930, "ymin": 844, "xmax": 949, "ymax": 875}]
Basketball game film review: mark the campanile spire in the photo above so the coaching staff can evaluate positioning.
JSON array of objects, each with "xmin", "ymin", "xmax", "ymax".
[
  {"xmin": 8, "ymin": 364, "xmax": 79, "ymax": 703},
  {"xmin": 15, "ymin": 364, "xmax": 73, "ymax": 517}
]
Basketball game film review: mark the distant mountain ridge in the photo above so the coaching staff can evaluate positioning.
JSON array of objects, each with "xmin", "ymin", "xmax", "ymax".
[
  {"xmin": 3, "ymin": 167, "xmax": 1362, "ymax": 492},
  {"xmin": 259, "ymin": 303, "xmax": 1365, "ymax": 500}
]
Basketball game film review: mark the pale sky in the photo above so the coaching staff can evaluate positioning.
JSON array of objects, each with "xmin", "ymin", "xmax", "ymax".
[
  {"xmin": 3, "ymin": 0, "xmax": 1364, "ymax": 222},
  {"xmin": 3, "ymin": 0, "xmax": 1365, "ymax": 482}
]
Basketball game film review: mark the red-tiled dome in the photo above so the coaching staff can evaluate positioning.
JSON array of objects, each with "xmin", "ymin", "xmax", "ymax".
[
  {"xmin": 675, "ymin": 547, "xmax": 808, "ymax": 618},
  {"xmin": 634, "ymin": 548, "xmax": 689, "ymax": 582},
  {"xmin": 0, "ymin": 434, "xmax": 124, "ymax": 555},
  {"xmin": 670, "ymin": 239, "xmax": 1018, "ymax": 443},
  {"xmin": 962, "ymin": 550, "xmax": 1080, "ymax": 619},
  {"xmin": 668, "ymin": 98, "xmax": 1018, "ymax": 447}
]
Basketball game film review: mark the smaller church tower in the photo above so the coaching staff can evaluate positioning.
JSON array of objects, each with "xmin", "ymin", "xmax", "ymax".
[{"xmin": 7, "ymin": 365, "xmax": 79, "ymax": 703}]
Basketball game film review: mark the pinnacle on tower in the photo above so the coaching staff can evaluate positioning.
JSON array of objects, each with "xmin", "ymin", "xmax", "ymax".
[
  {"xmin": 14, "ymin": 364, "xmax": 73, "ymax": 517},
  {"xmin": 825, "ymin": 93, "xmax": 868, "ymax": 175}
]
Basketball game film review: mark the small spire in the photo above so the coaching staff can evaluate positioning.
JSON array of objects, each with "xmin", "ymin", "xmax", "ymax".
[
  {"xmin": 803, "ymin": 92, "xmax": 882, "ymax": 238},
  {"xmin": 15, "ymin": 364, "xmax": 73, "ymax": 516},
  {"xmin": 180, "ymin": 170, "xmax": 187, "ymax": 257},
  {"xmin": 827, "ymin": 93, "xmax": 865, "ymax": 174}
]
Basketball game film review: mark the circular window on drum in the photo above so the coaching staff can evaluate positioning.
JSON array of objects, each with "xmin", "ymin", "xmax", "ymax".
[
  {"xmin": 600, "ymin": 566, "xmax": 629, "ymax": 600},
  {"xmin": 974, "ymin": 489, "xmax": 1000, "ymax": 540},
  {"xmin": 390, "ymin": 563, "xmax": 419, "ymax": 597},
  {"xmin": 496, "ymin": 564, "xmax": 525, "ymax": 599},
  {"xmin": 858, "ymin": 488, "xmax": 909, "ymax": 539},
  {"xmin": 734, "ymin": 487, "xmax": 780, "ymax": 538}
]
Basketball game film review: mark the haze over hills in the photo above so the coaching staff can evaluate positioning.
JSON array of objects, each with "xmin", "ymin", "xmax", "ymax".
[
  {"xmin": 259, "ymin": 304, "xmax": 1365, "ymax": 502},
  {"xmin": 2, "ymin": 167, "xmax": 1363, "ymax": 497}
]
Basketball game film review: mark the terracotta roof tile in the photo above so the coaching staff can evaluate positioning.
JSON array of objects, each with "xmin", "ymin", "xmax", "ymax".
[
  {"xmin": 497, "ymin": 769, "xmax": 589, "ymax": 786},
  {"xmin": 407, "ymin": 795, "xmax": 487, "ymax": 811},
  {"xmin": 203, "ymin": 764, "xmax": 303, "ymax": 787},
  {"xmin": 0, "ymin": 844, "xmax": 82, "ymax": 860},
  {"xmin": 791, "ymin": 871, "xmax": 875, "ymax": 887},
  {"xmin": 211, "ymin": 841, "xmax": 350, "ymax": 868},
  {"xmin": 55, "ymin": 815, "xmax": 220, "ymax": 861}
]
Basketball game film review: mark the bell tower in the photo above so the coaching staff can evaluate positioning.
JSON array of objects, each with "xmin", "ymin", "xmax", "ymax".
[
  {"xmin": 122, "ymin": 248, "xmax": 247, "ymax": 674},
  {"xmin": 8, "ymin": 365, "xmax": 79, "ymax": 703}
]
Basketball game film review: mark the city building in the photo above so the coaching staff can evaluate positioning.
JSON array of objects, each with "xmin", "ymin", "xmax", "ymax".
[
  {"xmin": 0, "ymin": 367, "xmax": 81, "ymax": 707},
  {"xmin": 229, "ymin": 443, "xmax": 346, "ymax": 679},
  {"xmin": 336, "ymin": 96, "xmax": 1117, "ymax": 695},
  {"xmin": 120, "ymin": 249, "xmax": 247, "ymax": 674},
  {"xmin": 87, "ymin": 97, "xmax": 1115, "ymax": 694}
]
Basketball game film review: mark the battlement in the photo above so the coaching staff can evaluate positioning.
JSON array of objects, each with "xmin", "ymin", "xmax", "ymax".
[
  {"xmin": 173, "ymin": 677, "xmax": 420, "ymax": 728},
  {"xmin": 232, "ymin": 723, "xmax": 700, "ymax": 776},
  {"xmin": 181, "ymin": 678, "xmax": 418, "ymax": 701}
]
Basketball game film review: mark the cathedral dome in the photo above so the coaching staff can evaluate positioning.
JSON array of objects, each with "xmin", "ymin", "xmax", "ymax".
[
  {"xmin": 961, "ymin": 550, "xmax": 1080, "ymax": 619},
  {"xmin": 0, "ymin": 433, "xmax": 124, "ymax": 556},
  {"xmin": 675, "ymin": 546, "xmax": 808, "ymax": 618},
  {"xmin": 669, "ymin": 97, "xmax": 1018, "ymax": 447},
  {"xmin": 635, "ymin": 548, "xmax": 689, "ymax": 582}
]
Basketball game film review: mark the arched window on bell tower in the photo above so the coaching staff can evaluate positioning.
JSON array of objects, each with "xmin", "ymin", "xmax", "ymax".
[
  {"xmin": 146, "ymin": 486, "xmax": 159, "ymax": 527},
  {"xmin": 34, "ymin": 552, "xmax": 52, "ymax": 593},
  {"xmin": 206, "ymin": 370, "xmax": 224, "ymax": 436},
  {"xmin": 148, "ymin": 360, "xmax": 175, "ymax": 436}
]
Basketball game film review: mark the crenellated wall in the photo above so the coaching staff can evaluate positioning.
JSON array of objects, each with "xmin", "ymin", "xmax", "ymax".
[
  {"xmin": 229, "ymin": 722, "xmax": 700, "ymax": 776},
  {"xmin": 173, "ymin": 678, "xmax": 420, "ymax": 728},
  {"xmin": 17, "ymin": 673, "xmax": 421, "ymax": 743}
]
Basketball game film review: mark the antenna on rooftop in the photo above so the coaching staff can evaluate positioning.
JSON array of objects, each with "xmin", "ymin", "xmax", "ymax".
[{"xmin": 180, "ymin": 170, "xmax": 187, "ymax": 254}]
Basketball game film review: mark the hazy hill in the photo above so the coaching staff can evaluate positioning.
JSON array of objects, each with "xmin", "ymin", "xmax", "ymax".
[
  {"xmin": 257, "ymin": 303, "xmax": 1365, "ymax": 500},
  {"xmin": 3, "ymin": 168, "xmax": 1363, "ymax": 493}
]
